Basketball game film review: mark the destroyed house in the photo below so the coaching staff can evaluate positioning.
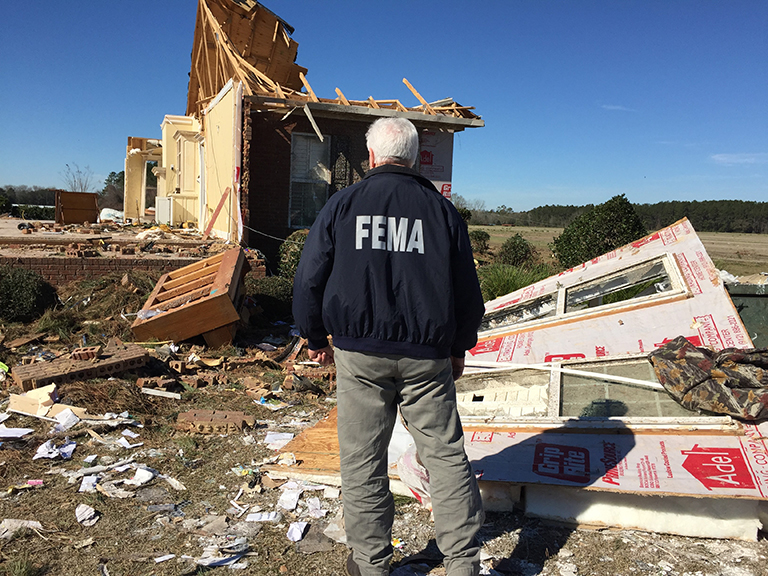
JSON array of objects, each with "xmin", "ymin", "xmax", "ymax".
[{"xmin": 124, "ymin": 0, "xmax": 483, "ymax": 263}]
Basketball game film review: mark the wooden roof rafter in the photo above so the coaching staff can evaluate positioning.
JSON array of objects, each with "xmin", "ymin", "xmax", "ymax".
[{"xmin": 186, "ymin": 0, "xmax": 482, "ymax": 125}]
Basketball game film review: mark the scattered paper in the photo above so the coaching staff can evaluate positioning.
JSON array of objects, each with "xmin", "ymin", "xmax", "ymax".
[
  {"xmin": 33, "ymin": 439, "xmax": 76, "ymax": 460},
  {"xmin": 264, "ymin": 432, "xmax": 294, "ymax": 450},
  {"xmin": 307, "ymin": 497, "xmax": 327, "ymax": 518},
  {"xmin": 323, "ymin": 486, "xmax": 341, "ymax": 499},
  {"xmin": 0, "ymin": 424, "xmax": 34, "ymax": 439},
  {"xmin": 84, "ymin": 455, "xmax": 98, "ymax": 464},
  {"xmin": 154, "ymin": 554, "xmax": 175, "ymax": 563},
  {"xmin": 53, "ymin": 408, "xmax": 80, "ymax": 432},
  {"xmin": 117, "ymin": 437, "xmax": 143, "ymax": 449},
  {"xmin": 277, "ymin": 489, "xmax": 302, "ymax": 511},
  {"xmin": 0, "ymin": 519, "xmax": 43, "ymax": 539},
  {"xmin": 287, "ymin": 521, "xmax": 308, "ymax": 542},
  {"xmin": 75, "ymin": 504, "xmax": 99, "ymax": 526},
  {"xmin": 79, "ymin": 475, "xmax": 99, "ymax": 493},
  {"xmin": 122, "ymin": 429, "xmax": 140, "ymax": 439},
  {"xmin": 124, "ymin": 467, "xmax": 155, "ymax": 486}
]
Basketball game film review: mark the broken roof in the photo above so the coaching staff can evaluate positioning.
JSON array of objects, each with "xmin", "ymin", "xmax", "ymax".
[{"xmin": 186, "ymin": 0, "xmax": 482, "ymax": 128}]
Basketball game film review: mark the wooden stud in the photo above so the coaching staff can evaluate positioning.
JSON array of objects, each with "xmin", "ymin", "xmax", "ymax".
[
  {"xmin": 335, "ymin": 88, "xmax": 350, "ymax": 106},
  {"xmin": 299, "ymin": 72, "xmax": 319, "ymax": 102},
  {"xmin": 402, "ymin": 78, "xmax": 436, "ymax": 115},
  {"xmin": 367, "ymin": 96, "xmax": 380, "ymax": 109}
]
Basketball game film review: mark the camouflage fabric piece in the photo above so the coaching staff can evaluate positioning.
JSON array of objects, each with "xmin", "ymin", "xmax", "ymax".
[{"xmin": 648, "ymin": 335, "xmax": 768, "ymax": 421}]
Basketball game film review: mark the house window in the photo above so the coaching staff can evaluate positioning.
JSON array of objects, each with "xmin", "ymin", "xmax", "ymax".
[
  {"xmin": 480, "ymin": 254, "xmax": 687, "ymax": 335},
  {"xmin": 289, "ymin": 133, "xmax": 331, "ymax": 228}
]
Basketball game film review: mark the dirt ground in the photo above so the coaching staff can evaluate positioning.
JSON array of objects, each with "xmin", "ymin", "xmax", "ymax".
[
  {"xmin": 471, "ymin": 225, "xmax": 768, "ymax": 277},
  {"xmin": 1, "ymin": 340, "xmax": 767, "ymax": 576}
]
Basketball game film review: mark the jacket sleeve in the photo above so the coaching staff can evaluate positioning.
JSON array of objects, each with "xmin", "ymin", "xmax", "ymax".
[
  {"xmin": 292, "ymin": 209, "xmax": 335, "ymax": 350},
  {"xmin": 449, "ymin": 216, "xmax": 486, "ymax": 358}
]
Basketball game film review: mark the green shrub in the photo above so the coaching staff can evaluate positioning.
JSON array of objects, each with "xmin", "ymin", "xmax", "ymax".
[
  {"xmin": 10, "ymin": 205, "xmax": 55, "ymax": 220},
  {"xmin": 278, "ymin": 229, "xmax": 309, "ymax": 280},
  {"xmin": 550, "ymin": 194, "xmax": 647, "ymax": 269},
  {"xmin": 496, "ymin": 233, "xmax": 537, "ymax": 267},
  {"xmin": 0, "ymin": 193, "xmax": 10, "ymax": 214},
  {"xmin": 477, "ymin": 263, "xmax": 553, "ymax": 302},
  {"xmin": 456, "ymin": 206, "xmax": 472, "ymax": 225},
  {"xmin": 0, "ymin": 267, "xmax": 57, "ymax": 322},
  {"xmin": 468, "ymin": 230, "xmax": 490, "ymax": 254},
  {"xmin": 244, "ymin": 275, "xmax": 294, "ymax": 320}
]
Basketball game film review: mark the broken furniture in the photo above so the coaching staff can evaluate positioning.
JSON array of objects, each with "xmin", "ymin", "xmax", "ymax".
[
  {"xmin": 130, "ymin": 247, "xmax": 250, "ymax": 348},
  {"xmin": 11, "ymin": 340, "xmax": 149, "ymax": 391},
  {"xmin": 55, "ymin": 190, "xmax": 100, "ymax": 224}
]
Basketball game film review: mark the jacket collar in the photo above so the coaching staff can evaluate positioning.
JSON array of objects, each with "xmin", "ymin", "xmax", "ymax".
[{"xmin": 364, "ymin": 164, "xmax": 440, "ymax": 195}]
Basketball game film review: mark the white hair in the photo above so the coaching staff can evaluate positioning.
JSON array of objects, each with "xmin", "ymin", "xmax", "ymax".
[{"xmin": 366, "ymin": 117, "xmax": 419, "ymax": 168}]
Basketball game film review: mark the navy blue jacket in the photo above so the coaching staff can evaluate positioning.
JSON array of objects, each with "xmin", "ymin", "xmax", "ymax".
[{"xmin": 292, "ymin": 164, "xmax": 485, "ymax": 359}]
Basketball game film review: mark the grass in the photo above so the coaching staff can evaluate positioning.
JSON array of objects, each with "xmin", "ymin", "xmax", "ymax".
[{"xmin": 470, "ymin": 225, "xmax": 768, "ymax": 277}]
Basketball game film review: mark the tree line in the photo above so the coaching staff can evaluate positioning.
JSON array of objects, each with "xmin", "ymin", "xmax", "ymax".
[{"xmin": 457, "ymin": 197, "xmax": 768, "ymax": 234}]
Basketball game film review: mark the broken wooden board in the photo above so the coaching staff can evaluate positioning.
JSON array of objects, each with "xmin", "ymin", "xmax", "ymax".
[
  {"xmin": 176, "ymin": 409, "xmax": 255, "ymax": 434},
  {"xmin": 130, "ymin": 248, "xmax": 249, "ymax": 345}
]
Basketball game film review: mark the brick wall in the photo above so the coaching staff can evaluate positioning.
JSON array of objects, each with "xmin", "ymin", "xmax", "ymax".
[
  {"xmin": 246, "ymin": 113, "xmax": 371, "ymax": 264},
  {"xmin": 0, "ymin": 254, "xmax": 266, "ymax": 287}
]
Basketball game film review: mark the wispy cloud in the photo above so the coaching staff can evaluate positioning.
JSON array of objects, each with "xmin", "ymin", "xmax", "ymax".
[
  {"xmin": 601, "ymin": 104, "xmax": 636, "ymax": 112},
  {"xmin": 710, "ymin": 153, "xmax": 768, "ymax": 166}
]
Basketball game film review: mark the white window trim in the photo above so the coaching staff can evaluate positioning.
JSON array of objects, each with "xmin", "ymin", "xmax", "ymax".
[{"xmin": 481, "ymin": 253, "xmax": 691, "ymax": 339}]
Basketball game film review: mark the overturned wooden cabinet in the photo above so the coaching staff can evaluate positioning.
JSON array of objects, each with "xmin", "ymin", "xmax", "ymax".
[{"xmin": 131, "ymin": 248, "xmax": 250, "ymax": 347}]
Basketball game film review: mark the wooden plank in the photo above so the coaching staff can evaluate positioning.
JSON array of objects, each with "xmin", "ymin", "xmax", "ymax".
[
  {"xmin": 271, "ymin": 407, "xmax": 341, "ymax": 475},
  {"xmin": 299, "ymin": 72, "xmax": 319, "ymax": 103},
  {"xmin": 402, "ymin": 78, "xmax": 436, "ymax": 115},
  {"xmin": 202, "ymin": 187, "xmax": 231, "ymax": 240},
  {"xmin": 166, "ymin": 251, "xmax": 225, "ymax": 280},
  {"xmin": 335, "ymin": 88, "xmax": 350, "ymax": 106},
  {"xmin": 163, "ymin": 264, "xmax": 221, "ymax": 291},
  {"xmin": 367, "ymin": 97, "xmax": 380, "ymax": 109},
  {"xmin": 155, "ymin": 271, "xmax": 218, "ymax": 303}
]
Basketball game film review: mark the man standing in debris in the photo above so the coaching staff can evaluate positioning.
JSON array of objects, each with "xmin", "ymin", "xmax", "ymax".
[{"xmin": 293, "ymin": 117, "xmax": 486, "ymax": 576}]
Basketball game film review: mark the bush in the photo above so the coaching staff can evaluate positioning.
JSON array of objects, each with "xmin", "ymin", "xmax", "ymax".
[
  {"xmin": 10, "ymin": 205, "xmax": 55, "ymax": 220},
  {"xmin": 0, "ymin": 193, "xmax": 10, "ymax": 214},
  {"xmin": 278, "ymin": 229, "xmax": 309, "ymax": 280},
  {"xmin": 477, "ymin": 263, "xmax": 553, "ymax": 302},
  {"xmin": 244, "ymin": 275, "xmax": 294, "ymax": 321},
  {"xmin": 496, "ymin": 233, "xmax": 537, "ymax": 267},
  {"xmin": 0, "ymin": 267, "xmax": 57, "ymax": 322},
  {"xmin": 456, "ymin": 206, "xmax": 472, "ymax": 225},
  {"xmin": 468, "ymin": 230, "xmax": 490, "ymax": 254},
  {"xmin": 550, "ymin": 194, "xmax": 647, "ymax": 269}
]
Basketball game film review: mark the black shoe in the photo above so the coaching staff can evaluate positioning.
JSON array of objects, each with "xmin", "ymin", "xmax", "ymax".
[{"xmin": 345, "ymin": 552, "xmax": 361, "ymax": 576}]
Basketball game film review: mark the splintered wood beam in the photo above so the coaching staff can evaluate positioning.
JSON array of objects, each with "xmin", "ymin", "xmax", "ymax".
[
  {"xmin": 402, "ymin": 78, "xmax": 436, "ymax": 115},
  {"xmin": 274, "ymin": 83, "xmax": 285, "ymax": 98},
  {"xmin": 367, "ymin": 96, "xmax": 380, "ymax": 109},
  {"xmin": 394, "ymin": 100, "xmax": 408, "ymax": 112},
  {"xmin": 335, "ymin": 88, "xmax": 350, "ymax": 106},
  {"xmin": 299, "ymin": 72, "xmax": 319, "ymax": 102},
  {"xmin": 303, "ymin": 104, "xmax": 324, "ymax": 142}
]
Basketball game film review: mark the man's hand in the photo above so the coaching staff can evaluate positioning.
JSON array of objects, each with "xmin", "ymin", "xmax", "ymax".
[
  {"xmin": 450, "ymin": 356, "xmax": 465, "ymax": 381},
  {"xmin": 308, "ymin": 346, "xmax": 335, "ymax": 366}
]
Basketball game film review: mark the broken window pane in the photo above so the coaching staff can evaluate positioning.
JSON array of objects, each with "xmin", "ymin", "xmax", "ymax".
[
  {"xmin": 290, "ymin": 133, "xmax": 331, "ymax": 227},
  {"xmin": 559, "ymin": 359, "xmax": 695, "ymax": 418},
  {"xmin": 479, "ymin": 293, "xmax": 557, "ymax": 331},
  {"xmin": 565, "ymin": 259, "xmax": 672, "ymax": 313}
]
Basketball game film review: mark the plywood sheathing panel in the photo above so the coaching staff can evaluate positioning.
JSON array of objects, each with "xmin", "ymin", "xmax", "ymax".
[
  {"xmin": 55, "ymin": 191, "xmax": 99, "ymax": 225},
  {"xmin": 130, "ymin": 247, "xmax": 250, "ymax": 345}
]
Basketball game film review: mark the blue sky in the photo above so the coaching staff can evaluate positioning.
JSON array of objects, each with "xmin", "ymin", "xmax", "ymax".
[{"xmin": 1, "ymin": 1, "xmax": 765, "ymax": 211}]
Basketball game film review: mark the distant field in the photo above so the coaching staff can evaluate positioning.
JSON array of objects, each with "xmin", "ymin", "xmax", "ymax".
[{"xmin": 469, "ymin": 225, "xmax": 768, "ymax": 277}]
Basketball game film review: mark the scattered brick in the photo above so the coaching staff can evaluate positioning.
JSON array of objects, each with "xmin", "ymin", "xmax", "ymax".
[
  {"xmin": 70, "ymin": 346, "xmax": 103, "ymax": 361},
  {"xmin": 176, "ymin": 410, "xmax": 255, "ymax": 434}
]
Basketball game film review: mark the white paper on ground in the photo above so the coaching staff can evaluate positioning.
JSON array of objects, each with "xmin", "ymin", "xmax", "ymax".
[
  {"xmin": 277, "ymin": 489, "xmax": 302, "ymax": 511},
  {"xmin": 122, "ymin": 429, "xmax": 140, "ymax": 439},
  {"xmin": 124, "ymin": 467, "xmax": 155, "ymax": 486},
  {"xmin": 0, "ymin": 424, "xmax": 34, "ymax": 439},
  {"xmin": 79, "ymin": 475, "xmax": 98, "ymax": 493},
  {"xmin": 264, "ymin": 432, "xmax": 294, "ymax": 450},
  {"xmin": 53, "ymin": 408, "xmax": 80, "ymax": 432},
  {"xmin": 0, "ymin": 519, "xmax": 44, "ymax": 539},
  {"xmin": 245, "ymin": 511, "xmax": 281, "ymax": 523},
  {"xmin": 307, "ymin": 497, "xmax": 327, "ymax": 518},
  {"xmin": 75, "ymin": 504, "xmax": 99, "ymax": 526},
  {"xmin": 287, "ymin": 521, "xmax": 308, "ymax": 542},
  {"xmin": 117, "ymin": 437, "xmax": 143, "ymax": 449},
  {"xmin": 154, "ymin": 554, "xmax": 175, "ymax": 563}
]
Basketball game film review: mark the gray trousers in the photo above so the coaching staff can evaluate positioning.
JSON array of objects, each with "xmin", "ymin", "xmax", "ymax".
[{"xmin": 335, "ymin": 349, "xmax": 484, "ymax": 576}]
